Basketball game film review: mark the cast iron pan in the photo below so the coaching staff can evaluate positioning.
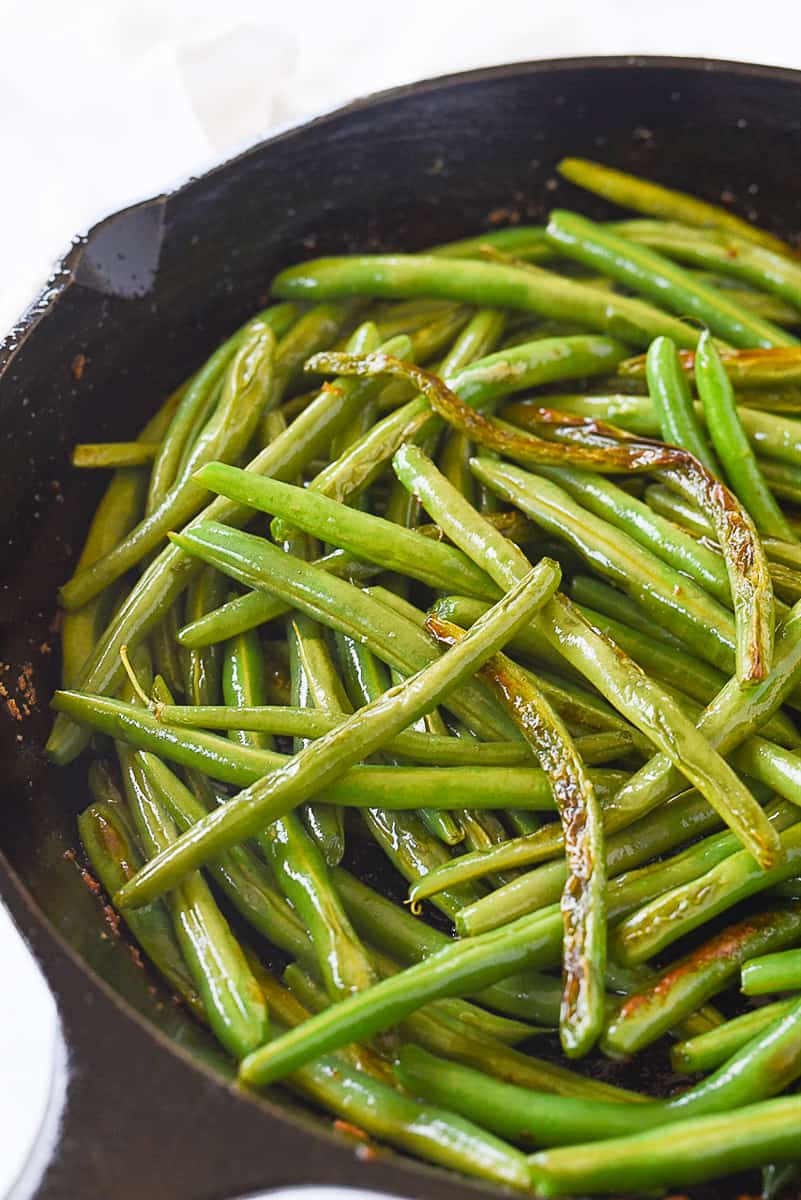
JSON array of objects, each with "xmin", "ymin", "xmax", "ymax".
[{"xmin": 1, "ymin": 56, "xmax": 799, "ymax": 1200}]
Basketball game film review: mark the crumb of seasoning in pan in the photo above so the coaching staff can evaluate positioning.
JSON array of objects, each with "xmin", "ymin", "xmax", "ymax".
[
  {"xmin": 487, "ymin": 206, "xmax": 521, "ymax": 225},
  {"xmin": 334, "ymin": 1120, "xmax": 370, "ymax": 1143},
  {"xmin": 70, "ymin": 353, "xmax": 87, "ymax": 381},
  {"xmin": 355, "ymin": 1142, "xmax": 380, "ymax": 1163}
]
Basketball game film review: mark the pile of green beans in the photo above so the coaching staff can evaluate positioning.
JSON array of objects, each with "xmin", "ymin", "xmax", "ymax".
[{"xmin": 52, "ymin": 159, "xmax": 801, "ymax": 1196}]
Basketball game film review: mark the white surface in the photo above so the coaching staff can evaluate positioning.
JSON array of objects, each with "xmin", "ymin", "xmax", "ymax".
[{"xmin": 1, "ymin": 1, "xmax": 799, "ymax": 1196}]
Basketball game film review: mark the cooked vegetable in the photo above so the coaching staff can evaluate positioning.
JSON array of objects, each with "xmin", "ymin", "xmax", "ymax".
[{"xmin": 53, "ymin": 170, "xmax": 801, "ymax": 1197}]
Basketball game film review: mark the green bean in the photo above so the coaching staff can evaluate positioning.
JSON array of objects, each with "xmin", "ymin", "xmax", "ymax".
[
  {"xmin": 176, "ymin": 548, "xmax": 379, "ymax": 649},
  {"xmin": 153, "ymin": 701, "xmax": 554, "ymax": 764},
  {"xmin": 557, "ymin": 158, "xmax": 793, "ymax": 256},
  {"xmin": 286, "ymin": 603, "xmax": 349, "ymax": 866},
  {"xmin": 759, "ymin": 455, "xmax": 801, "ymax": 504},
  {"xmin": 330, "ymin": 348, "xmax": 772, "ymax": 683},
  {"xmin": 119, "ymin": 747, "xmax": 268, "ymax": 1057},
  {"xmin": 55, "ymin": 689, "xmax": 619, "ymax": 813},
  {"xmin": 742, "ymin": 948, "xmax": 801, "ymax": 996},
  {"xmin": 671, "ymin": 999, "xmax": 798, "ymax": 1073},
  {"xmin": 77, "ymin": 800, "xmax": 204, "ymax": 1017},
  {"xmin": 614, "ymin": 219, "xmax": 801, "ymax": 309},
  {"xmin": 195, "ymin": 463, "xmax": 497, "ymax": 599},
  {"xmin": 60, "ymin": 320, "xmax": 277, "ymax": 611},
  {"xmin": 393, "ymin": 441, "xmax": 779, "ymax": 866},
  {"xmin": 332, "ymin": 867, "xmax": 562, "ymax": 1027},
  {"xmin": 611, "ymin": 818, "xmax": 801, "ymax": 965},
  {"xmin": 696, "ymin": 330, "xmax": 797, "ymax": 540},
  {"xmin": 577, "ymin": 603, "xmax": 799, "ymax": 747},
  {"xmin": 47, "ymin": 334, "xmax": 414, "ymax": 766},
  {"xmin": 272, "ymin": 254, "xmax": 700, "ymax": 349},
  {"xmin": 399, "ymin": 995, "xmax": 801, "ymax": 1146},
  {"xmin": 113, "ymin": 558, "xmax": 560, "ymax": 908},
  {"xmin": 267, "ymin": 333, "xmax": 624, "ymax": 546},
  {"xmin": 259, "ymin": 987, "xmax": 532, "ymax": 1190},
  {"xmin": 547, "ymin": 210, "xmax": 796, "ymax": 348},
  {"xmin": 568, "ymin": 576, "xmax": 682, "ymax": 648},
  {"xmin": 473, "ymin": 457, "xmax": 739, "ymax": 671},
  {"xmin": 646, "ymin": 334, "xmax": 720, "ymax": 470},
  {"xmin": 165, "ymin": 522, "xmax": 520, "ymax": 741},
  {"xmin": 578, "ymin": 596, "xmax": 801, "ymax": 860},
  {"xmin": 61, "ymin": 391, "xmax": 180, "ymax": 688},
  {"xmin": 602, "ymin": 906, "xmax": 801, "ymax": 1056},
  {"xmin": 444, "ymin": 787, "xmax": 730, "ymax": 935},
  {"xmin": 334, "ymin": 629, "xmax": 464, "ymax": 849},
  {"xmin": 528, "ymin": 1095, "xmax": 801, "ymax": 1196},
  {"xmin": 508, "ymin": 385, "xmax": 801, "ymax": 463},
  {"xmin": 429, "ymin": 225, "xmax": 551, "ymax": 262},
  {"xmin": 139, "ymin": 753, "xmax": 308, "ymax": 961},
  {"xmin": 679, "ymin": 273, "xmax": 801, "ymax": 325},
  {"xmin": 72, "ymin": 442, "xmax": 159, "ymax": 469},
  {"xmin": 239, "ymin": 904, "xmax": 566, "ymax": 1086},
  {"xmin": 148, "ymin": 603, "xmax": 185, "ymax": 700},
  {"xmin": 222, "ymin": 628, "xmax": 273, "ymax": 751},
  {"xmin": 431, "ymin": 617, "xmax": 606, "ymax": 1056},
  {"xmin": 406, "ymin": 305, "xmax": 473, "ymax": 364}
]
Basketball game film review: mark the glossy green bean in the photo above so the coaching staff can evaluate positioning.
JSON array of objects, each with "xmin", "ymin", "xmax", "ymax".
[
  {"xmin": 696, "ymin": 330, "xmax": 796, "ymax": 540},
  {"xmin": 614, "ymin": 219, "xmax": 801, "ymax": 309},
  {"xmin": 528, "ymin": 1096, "xmax": 801, "ymax": 1196},
  {"xmin": 398, "ymin": 995, "xmax": 801, "ymax": 1145},
  {"xmin": 577, "ymin": 596, "xmax": 801, "ymax": 860},
  {"xmin": 547, "ymin": 210, "xmax": 796, "ymax": 348},
  {"xmin": 576, "ymin": 603, "xmax": 799, "ymax": 747},
  {"xmin": 56, "ymin": 689, "xmax": 611, "ymax": 813},
  {"xmin": 196, "ymin": 462, "xmax": 497, "ymax": 599},
  {"xmin": 611, "ymin": 819, "xmax": 801, "ymax": 965},
  {"xmin": 272, "ymin": 254, "xmax": 700, "ymax": 348},
  {"xmin": 167, "ymin": 522, "xmax": 519, "ymax": 741},
  {"xmin": 77, "ymin": 800, "xmax": 203, "ymax": 1016},
  {"xmin": 46, "ymin": 332, "xmax": 415, "ymax": 766},
  {"xmin": 646, "ymin": 334, "xmax": 719, "ymax": 471},
  {"xmin": 332, "ymin": 867, "xmax": 562, "ymax": 1026},
  {"xmin": 259, "ymin": 988, "xmax": 532, "ymax": 1190},
  {"xmin": 759, "ymin": 455, "xmax": 801, "ymax": 504},
  {"xmin": 433, "ymin": 617, "xmax": 606, "ymax": 1056},
  {"xmin": 393, "ymin": 442, "xmax": 779, "ymax": 867},
  {"xmin": 60, "ymin": 320, "xmax": 277, "ymax": 611},
  {"xmin": 508, "ymin": 387, "xmax": 801, "ymax": 463},
  {"xmin": 742, "ymin": 948, "xmax": 801, "ymax": 995},
  {"xmin": 557, "ymin": 158, "xmax": 793, "ymax": 256},
  {"xmin": 602, "ymin": 906, "xmax": 801, "ymax": 1056},
  {"xmin": 473, "ymin": 457, "xmax": 738, "ymax": 671},
  {"xmin": 429, "ymin": 226, "xmax": 551, "ymax": 262},
  {"xmin": 239, "ymin": 904, "xmax": 565, "ymax": 1086},
  {"xmin": 113, "ymin": 559, "xmax": 560, "ymax": 908},
  {"xmin": 671, "ymin": 999, "xmax": 798, "ymax": 1073},
  {"xmin": 61, "ymin": 391, "xmax": 180, "ymax": 688},
  {"xmin": 139, "ymin": 753, "xmax": 308, "ymax": 961},
  {"xmin": 119, "ymin": 747, "xmax": 268, "ymax": 1057},
  {"xmin": 72, "ymin": 442, "xmax": 159, "ymax": 468},
  {"xmin": 338, "ymin": 348, "xmax": 772, "ymax": 684},
  {"xmin": 154, "ymin": 700, "xmax": 590, "ymax": 764},
  {"xmin": 446, "ymin": 787, "xmax": 730, "ymax": 935}
]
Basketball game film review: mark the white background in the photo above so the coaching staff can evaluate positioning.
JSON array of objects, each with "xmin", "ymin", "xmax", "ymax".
[{"xmin": 1, "ymin": 0, "xmax": 799, "ymax": 1196}]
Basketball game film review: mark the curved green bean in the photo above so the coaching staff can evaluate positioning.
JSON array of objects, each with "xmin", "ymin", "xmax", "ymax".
[
  {"xmin": 113, "ymin": 558, "xmax": 560, "ymax": 908},
  {"xmin": 695, "ymin": 330, "xmax": 796, "ymax": 540},
  {"xmin": 546, "ymin": 210, "xmax": 796, "ymax": 348},
  {"xmin": 557, "ymin": 157, "xmax": 793, "ymax": 256},
  {"xmin": 646, "ymin": 334, "xmax": 720, "ymax": 470},
  {"xmin": 272, "ymin": 254, "xmax": 700, "ymax": 349}
]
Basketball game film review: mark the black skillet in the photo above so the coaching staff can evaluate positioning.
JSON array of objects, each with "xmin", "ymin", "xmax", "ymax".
[{"xmin": 1, "ymin": 56, "xmax": 799, "ymax": 1200}]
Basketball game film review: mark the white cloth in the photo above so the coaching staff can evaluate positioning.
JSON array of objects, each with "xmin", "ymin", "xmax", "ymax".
[{"xmin": 1, "ymin": 0, "xmax": 798, "ymax": 1195}]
